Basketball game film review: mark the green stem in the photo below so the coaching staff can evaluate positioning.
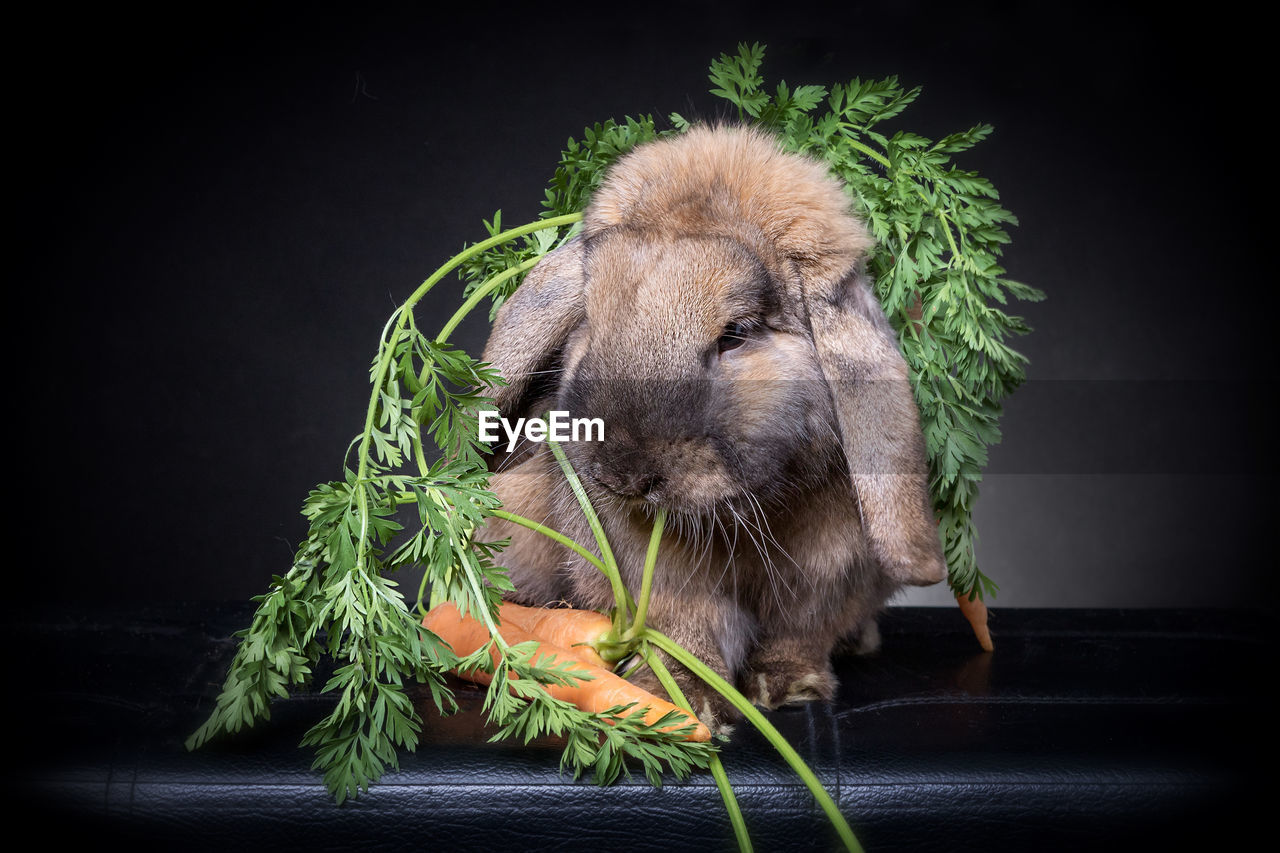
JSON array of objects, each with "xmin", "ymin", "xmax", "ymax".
[
  {"xmin": 844, "ymin": 135, "xmax": 891, "ymax": 169},
  {"xmin": 416, "ymin": 566, "xmax": 432, "ymax": 621},
  {"xmin": 436, "ymin": 255, "xmax": 543, "ymax": 345},
  {"xmin": 625, "ymin": 508, "xmax": 666, "ymax": 640},
  {"xmin": 934, "ymin": 206, "xmax": 961, "ymax": 261},
  {"xmin": 460, "ymin": 551, "xmax": 508, "ymax": 653},
  {"xmin": 547, "ymin": 438, "xmax": 634, "ymax": 626},
  {"xmin": 490, "ymin": 509, "xmax": 610, "ymax": 575},
  {"xmin": 409, "ymin": 213, "xmax": 582, "ymax": 311},
  {"xmin": 412, "ymin": 437, "xmax": 431, "ymax": 480},
  {"xmin": 643, "ymin": 643, "xmax": 752, "ymax": 853},
  {"xmin": 644, "ymin": 630, "xmax": 863, "ymax": 853}
]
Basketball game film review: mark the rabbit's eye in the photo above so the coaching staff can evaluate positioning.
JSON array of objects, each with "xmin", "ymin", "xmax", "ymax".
[{"xmin": 718, "ymin": 321, "xmax": 751, "ymax": 354}]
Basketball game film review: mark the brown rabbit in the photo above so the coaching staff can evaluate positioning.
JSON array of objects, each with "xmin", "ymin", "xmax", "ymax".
[{"xmin": 477, "ymin": 125, "xmax": 946, "ymax": 729}]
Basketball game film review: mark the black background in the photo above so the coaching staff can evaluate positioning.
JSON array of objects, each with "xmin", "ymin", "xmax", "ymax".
[{"xmin": 22, "ymin": 1, "xmax": 1270, "ymax": 609}]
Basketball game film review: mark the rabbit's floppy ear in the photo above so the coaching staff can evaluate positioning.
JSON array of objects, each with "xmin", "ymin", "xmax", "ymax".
[
  {"xmin": 804, "ymin": 269, "xmax": 947, "ymax": 586},
  {"xmin": 479, "ymin": 239, "xmax": 585, "ymax": 463}
]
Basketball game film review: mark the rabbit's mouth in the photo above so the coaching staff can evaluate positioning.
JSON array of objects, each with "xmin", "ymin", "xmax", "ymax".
[
  {"xmin": 581, "ymin": 443, "xmax": 742, "ymax": 515},
  {"xmin": 624, "ymin": 491, "xmax": 802, "ymax": 581},
  {"xmin": 593, "ymin": 474, "xmax": 767, "ymax": 530}
]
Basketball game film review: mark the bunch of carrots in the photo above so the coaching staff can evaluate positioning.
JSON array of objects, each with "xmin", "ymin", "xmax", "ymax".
[
  {"xmin": 425, "ymin": 595, "xmax": 990, "ymax": 742},
  {"xmin": 422, "ymin": 600, "xmax": 712, "ymax": 742}
]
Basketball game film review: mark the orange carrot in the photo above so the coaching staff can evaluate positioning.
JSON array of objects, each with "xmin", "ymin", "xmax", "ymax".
[
  {"xmin": 497, "ymin": 601, "xmax": 613, "ymax": 669},
  {"xmin": 955, "ymin": 591, "xmax": 994, "ymax": 652},
  {"xmin": 422, "ymin": 602, "xmax": 710, "ymax": 742}
]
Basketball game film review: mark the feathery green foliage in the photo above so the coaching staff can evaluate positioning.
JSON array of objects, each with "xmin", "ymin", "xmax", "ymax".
[{"xmin": 188, "ymin": 216, "xmax": 716, "ymax": 804}]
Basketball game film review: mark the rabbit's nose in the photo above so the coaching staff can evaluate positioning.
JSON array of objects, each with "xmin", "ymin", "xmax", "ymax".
[{"xmin": 593, "ymin": 462, "xmax": 665, "ymax": 500}]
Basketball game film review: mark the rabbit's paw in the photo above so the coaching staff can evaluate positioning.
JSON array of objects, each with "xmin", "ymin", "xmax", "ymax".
[{"xmin": 742, "ymin": 659, "xmax": 837, "ymax": 710}]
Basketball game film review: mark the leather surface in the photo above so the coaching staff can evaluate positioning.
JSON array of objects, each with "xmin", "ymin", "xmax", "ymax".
[{"xmin": 8, "ymin": 604, "xmax": 1266, "ymax": 851}]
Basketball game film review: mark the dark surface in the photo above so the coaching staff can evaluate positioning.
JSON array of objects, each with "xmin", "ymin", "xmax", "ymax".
[{"xmin": 13, "ymin": 604, "xmax": 1265, "ymax": 851}]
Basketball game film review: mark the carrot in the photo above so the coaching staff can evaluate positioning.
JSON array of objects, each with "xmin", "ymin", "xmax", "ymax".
[
  {"xmin": 497, "ymin": 601, "xmax": 613, "ymax": 669},
  {"xmin": 955, "ymin": 591, "xmax": 994, "ymax": 652},
  {"xmin": 937, "ymin": 514, "xmax": 993, "ymax": 652},
  {"xmin": 422, "ymin": 602, "xmax": 710, "ymax": 742}
]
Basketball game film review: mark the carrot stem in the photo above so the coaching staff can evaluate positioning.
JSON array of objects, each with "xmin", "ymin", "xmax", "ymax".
[
  {"xmin": 490, "ymin": 509, "xmax": 610, "ymax": 576},
  {"xmin": 548, "ymin": 438, "xmax": 635, "ymax": 628},
  {"xmin": 644, "ymin": 642, "xmax": 752, "ymax": 853},
  {"xmin": 625, "ymin": 507, "xmax": 666, "ymax": 641},
  {"xmin": 411, "ymin": 212, "xmax": 583, "ymax": 388},
  {"xmin": 435, "ymin": 256, "xmax": 542, "ymax": 345},
  {"xmin": 645, "ymin": 630, "xmax": 864, "ymax": 853}
]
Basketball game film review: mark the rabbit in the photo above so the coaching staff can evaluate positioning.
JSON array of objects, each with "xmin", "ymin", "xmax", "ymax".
[{"xmin": 476, "ymin": 125, "xmax": 946, "ymax": 730}]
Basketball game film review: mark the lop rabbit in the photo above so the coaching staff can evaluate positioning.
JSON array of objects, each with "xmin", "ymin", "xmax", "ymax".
[{"xmin": 479, "ymin": 126, "xmax": 946, "ymax": 727}]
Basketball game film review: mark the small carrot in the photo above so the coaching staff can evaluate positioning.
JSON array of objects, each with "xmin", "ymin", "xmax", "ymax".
[
  {"xmin": 497, "ymin": 601, "xmax": 613, "ymax": 669},
  {"xmin": 422, "ymin": 602, "xmax": 710, "ymax": 742},
  {"xmin": 955, "ymin": 591, "xmax": 994, "ymax": 652}
]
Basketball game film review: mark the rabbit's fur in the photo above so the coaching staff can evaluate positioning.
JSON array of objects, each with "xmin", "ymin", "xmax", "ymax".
[{"xmin": 479, "ymin": 126, "xmax": 945, "ymax": 728}]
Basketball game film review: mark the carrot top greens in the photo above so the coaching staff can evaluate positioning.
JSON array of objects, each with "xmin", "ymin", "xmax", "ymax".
[{"xmin": 188, "ymin": 44, "xmax": 1036, "ymax": 853}]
